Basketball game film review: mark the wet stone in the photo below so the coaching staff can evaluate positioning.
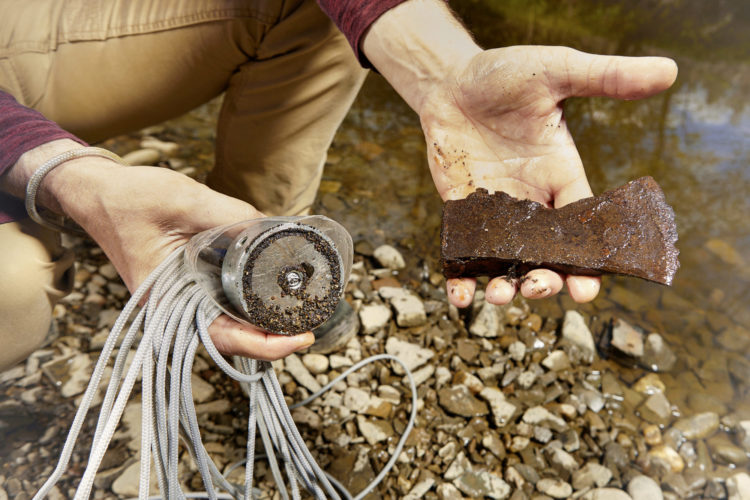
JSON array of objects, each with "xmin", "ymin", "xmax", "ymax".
[
  {"xmin": 611, "ymin": 318, "xmax": 645, "ymax": 357},
  {"xmin": 627, "ymin": 475, "xmax": 663, "ymax": 500},
  {"xmin": 536, "ymin": 478, "xmax": 572, "ymax": 499},
  {"xmin": 572, "ymin": 461, "xmax": 612, "ymax": 490},
  {"xmin": 561, "ymin": 310, "xmax": 596, "ymax": 355},
  {"xmin": 441, "ymin": 177, "xmax": 679, "ymax": 284},
  {"xmin": 673, "ymin": 412, "xmax": 719, "ymax": 440},
  {"xmin": 641, "ymin": 333, "xmax": 677, "ymax": 372},
  {"xmin": 726, "ymin": 472, "xmax": 750, "ymax": 500},
  {"xmin": 647, "ymin": 445, "xmax": 685, "ymax": 473}
]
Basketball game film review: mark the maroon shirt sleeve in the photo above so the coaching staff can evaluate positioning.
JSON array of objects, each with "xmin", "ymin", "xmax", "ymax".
[
  {"xmin": 317, "ymin": 0, "xmax": 409, "ymax": 67},
  {"xmin": 0, "ymin": 90, "xmax": 86, "ymax": 224}
]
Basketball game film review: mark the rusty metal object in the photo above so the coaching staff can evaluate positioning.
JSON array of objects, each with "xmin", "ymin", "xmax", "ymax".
[{"xmin": 441, "ymin": 176, "xmax": 679, "ymax": 285}]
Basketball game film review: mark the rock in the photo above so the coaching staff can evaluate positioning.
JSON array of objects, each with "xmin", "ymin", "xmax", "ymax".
[
  {"xmin": 343, "ymin": 387, "xmax": 371, "ymax": 412},
  {"xmin": 547, "ymin": 447, "xmax": 579, "ymax": 477},
  {"xmin": 408, "ymin": 364, "xmax": 435, "ymax": 386},
  {"xmin": 469, "ymin": 302, "xmax": 504, "ymax": 338},
  {"xmin": 454, "ymin": 370, "xmax": 484, "ymax": 394},
  {"xmin": 536, "ymin": 478, "xmax": 572, "ymax": 498},
  {"xmin": 98, "ymin": 263, "xmax": 119, "ymax": 280},
  {"xmin": 508, "ymin": 341, "xmax": 526, "ymax": 361},
  {"xmin": 444, "ymin": 452, "xmax": 472, "ymax": 481},
  {"xmin": 438, "ymin": 385, "xmax": 489, "ymax": 418},
  {"xmin": 121, "ymin": 148, "xmax": 161, "ymax": 166},
  {"xmin": 479, "ymin": 387, "xmax": 517, "ymax": 427},
  {"xmin": 454, "ymin": 470, "xmax": 511, "ymax": 499},
  {"xmin": 456, "ymin": 339, "xmax": 480, "ymax": 364},
  {"xmin": 562, "ymin": 310, "xmax": 596, "ymax": 355},
  {"xmin": 194, "ymin": 399, "xmax": 231, "ymax": 415},
  {"xmin": 42, "ymin": 353, "xmax": 92, "ymax": 398},
  {"xmin": 542, "ymin": 351, "xmax": 572, "ymax": 371},
  {"xmin": 673, "ymin": 412, "xmax": 719, "ymax": 440},
  {"xmin": 329, "ymin": 354, "xmax": 352, "ymax": 370},
  {"xmin": 291, "ymin": 406, "xmax": 321, "ymax": 429},
  {"xmin": 373, "ymin": 244, "xmax": 406, "ymax": 270},
  {"xmin": 522, "ymin": 406, "xmax": 568, "ymax": 432},
  {"xmin": 634, "ymin": 373, "xmax": 666, "ymax": 394},
  {"xmin": 627, "ymin": 475, "xmax": 663, "ymax": 500},
  {"xmin": 403, "ymin": 478, "xmax": 436, "ymax": 500},
  {"xmin": 572, "ymin": 461, "xmax": 612, "ymax": 490},
  {"xmin": 356, "ymin": 416, "xmax": 393, "ymax": 445},
  {"xmin": 384, "ymin": 337, "xmax": 434, "ymax": 374},
  {"xmin": 582, "ymin": 488, "xmax": 633, "ymax": 500},
  {"xmin": 611, "ymin": 318, "xmax": 644, "ymax": 357},
  {"xmin": 435, "ymin": 366, "xmax": 452, "ymax": 387},
  {"xmin": 639, "ymin": 392, "xmax": 673, "ymax": 425},
  {"xmin": 642, "ymin": 333, "xmax": 677, "ymax": 372},
  {"xmin": 379, "ymin": 287, "xmax": 427, "ymax": 327},
  {"xmin": 140, "ymin": 137, "xmax": 179, "ymax": 156},
  {"xmin": 709, "ymin": 437, "xmax": 749, "ymax": 466},
  {"xmin": 647, "ymin": 445, "xmax": 684, "ymax": 473},
  {"xmin": 436, "ymin": 482, "xmax": 463, "ymax": 500},
  {"xmin": 359, "ymin": 303, "xmax": 392, "ymax": 334},
  {"xmin": 284, "ymin": 353, "xmax": 321, "ymax": 392},
  {"xmin": 736, "ymin": 421, "xmax": 750, "ymax": 452},
  {"xmin": 301, "ymin": 353, "xmax": 329, "ymax": 374},
  {"xmin": 111, "ymin": 460, "xmax": 158, "ymax": 497},
  {"xmin": 190, "ymin": 373, "xmax": 216, "ymax": 403},
  {"xmin": 727, "ymin": 473, "xmax": 750, "ymax": 500}
]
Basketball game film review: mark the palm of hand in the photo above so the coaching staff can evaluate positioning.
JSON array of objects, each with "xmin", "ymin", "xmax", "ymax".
[{"xmin": 421, "ymin": 46, "xmax": 591, "ymax": 208}]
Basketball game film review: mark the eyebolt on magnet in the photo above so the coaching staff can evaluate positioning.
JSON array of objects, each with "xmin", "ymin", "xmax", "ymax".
[{"xmin": 184, "ymin": 215, "xmax": 353, "ymax": 335}]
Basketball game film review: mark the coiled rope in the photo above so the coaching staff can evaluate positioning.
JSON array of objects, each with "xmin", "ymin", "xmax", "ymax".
[{"xmin": 33, "ymin": 247, "xmax": 417, "ymax": 500}]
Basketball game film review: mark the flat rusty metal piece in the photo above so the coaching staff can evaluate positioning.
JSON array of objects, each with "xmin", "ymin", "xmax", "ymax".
[{"xmin": 441, "ymin": 177, "xmax": 679, "ymax": 285}]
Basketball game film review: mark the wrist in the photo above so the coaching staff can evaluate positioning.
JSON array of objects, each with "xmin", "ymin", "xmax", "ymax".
[{"xmin": 361, "ymin": 0, "xmax": 482, "ymax": 113}]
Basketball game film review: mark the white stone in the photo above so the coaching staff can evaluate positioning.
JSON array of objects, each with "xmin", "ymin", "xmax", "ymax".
[
  {"xmin": 542, "ymin": 351, "xmax": 572, "ymax": 371},
  {"xmin": 291, "ymin": 406, "xmax": 321, "ymax": 429},
  {"xmin": 379, "ymin": 287, "xmax": 427, "ymax": 327},
  {"xmin": 98, "ymin": 262, "xmax": 119, "ymax": 280},
  {"xmin": 562, "ymin": 310, "xmax": 596, "ymax": 354},
  {"xmin": 469, "ymin": 302, "xmax": 503, "ymax": 338},
  {"xmin": 140, "ymin": 136, "xmax": 179, "ymax": 156},
  {"xmin": 111, "ymin": 460, "xmax": 159, "ymax": 497},
  {"xmin": 284, "ymin": 353, "xmax": 321, "ymax": 392},
  {"xmin": 522, "ymin": 406, "xmax": 568, "ymax": 432},
  {"xmin": 436, "ymin": 482, "xmax": 463, "ymax": 500},
  {"xmin": 373, "ymin": 244, "xmax": 406, "ymax": 270},
  {"xmin": 728, "ymin": 472, "xmax": 750, "ymax": 500},
  {"xmin": 359, "ymin": 303, "xmax": 392, "ymax": 334},
  {"xmin": 407, "ymin": 364, "xmax": 435, "ymax": 386},
  {"xmin": 508, "ymin": 341, "xmax": 526, "ymax": 361},
  {"xmin": 627, "ymin": 475, "xmax": 663, "ymax": 500},
  {"xmin": 582, "ymin": 488, "xmax": 633, "ymax": 500},
  {"xmin": 329, "ymin": 354, "xmax": 352, "ymax": 370},
  {"xmin": 60, "ymin": 353, "xmax": 92, "ymax": 398},
  {"xmin": 404, "ymin": 478, "xmax": 436, "ymax": 500},
  {"xmin": 384, "ymin": 337, "xmax": 434, "ymax": 375},
  {"xmin": 444, "ymin": 452, "xmax": 471, "ymax": 481},
  {"xmin": 356, "ymin": 415, "xmax": 391, "ymax": 445},
  {"xmin": 435, "ymin": 366, "xmax": 452, "ymax": 387},
  {"xmin": 573, "ymin": 461, "xmax": 613, "ymax": 490},
  {"xmin": 612, "ymin": 319, "xmax": 644, "ymax": 357},
  {"xmin": 536, "ymin": 478, "xmax": 572, "ymax": 498},
  {"xmin": 343, "ymin": 387, "xmax": 371, "ymax": 412},
  {"xmin": 301, "ymin": 353, "xmax": 329, "ymax": 374},
  {"xmin": 479, "ymin": 387, "xmax": 517, "ymax": 428},
  {"xmin": 190, "ymin": 373, "xmax": 216, "ymax": 403}
]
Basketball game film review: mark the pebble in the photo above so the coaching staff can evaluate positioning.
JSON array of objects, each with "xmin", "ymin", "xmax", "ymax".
[
  {"xmin": 444, "ymin": 452, "xmax": 471, "ymax": 481},
  {"xmin": 436, "ymin": 482, "xmax": 463, "ymax": 500},
  {"xmin": 562, "ymin": 310, "xmax": 596, "ymax": 355},
  {"xmin": 359, "ymin": 303, "xmax": 392, "ymax": 334},
  {"xmin": 522, "ymin": 406, "xmax": 568, "ymax": 432},
  {"xmin": 356, "ymin": 415, "xmax": 393, "ymax": 445},
  {"xmin": 542, "ymin": 351, "xmax": 572, "ymax": 371},
  {"xmin": 140, "ymin": 136, "xmax": 179, "ymax": 156},
  {"xmin": 121, "ymin": 148, "xmax": 161, "ymax": 166},
  {"xmin": 536, "ymin": 477, "xmax": 572, "ymax": 498},
  {"xmin": 190, "ymin": 373, "xmax": 216, "ymax": 403},
  {"xmin": 673, "ymin": 411, "xmax": 719, "ymax": 440},
  {"xmin": 727, "ymin": 472, "xmax": 750, "ymax": 500},
  {"xmin": 572, "ymin": 461, "xmax": 612, "ymax": 490},
  {"xmin": 582, "ymin": 488, "xmax": 633, "ymax": 500},
  {"xmin": 373, "ymin": 244, "xmax": 406, "ymax": 270},
  {"xmin": 479, "ymin": 387, "xmax": 517, "ymax": 427},
  {"xmin": 343, "ymin": 387, "xmax": 371, "ymax": 412},
  {"xmin": 301, "ymin": 353, "xmax": 329, "ymax": 374},
  {"xmin": 438, "ymin": 385, "xmax": 488, "ymax": 418},
  {"xmin": 508, "ymin": 341, "xmax": 526, "ymax": 361},
  {"xmin": 284, "ymin": 353, "xmax": 321, "ymax": 392},
  {"xmin": 453, "ymin": 470, "xmax": 511, "ymax": 499},
  {"xmin": 378, "ymin": 287, "xmax": 427, "ymax": 327},
  {"xmin": 639, "ymin": 392, "xmax": 672, "ymax": 425},
  {"xmin": 633, "ymin": 373, "xmax": 666, "ymax": 394},
  {"xmin": 647, "ymin": 445, "xmax": 684, "ymax": 473},
  {"xmin": 611, "ymin": 319, "xmax": 644, "ymax": 357},
  {"xmin": 384, "ymin": 337, "xmax": 434, "ymax": 374},
  {"xmin": 98, "ymin": 263, "xmax": 119, "ymax": 280},
  {"xmin": 627, "ymin": 475, "xmax": 663, "ymax": 500},
  {"xmin": 403, "ymin": 478, "xmax": 436, "ymax": 500},
  {"xmin": 470, "ymin": 302, "xmax": 504, "ymax": 338}
]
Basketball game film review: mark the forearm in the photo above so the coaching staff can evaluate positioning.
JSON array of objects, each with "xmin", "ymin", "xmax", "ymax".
[{"xmin": 361, "ymin": 0, "xmax": 482, "ymax": 113}]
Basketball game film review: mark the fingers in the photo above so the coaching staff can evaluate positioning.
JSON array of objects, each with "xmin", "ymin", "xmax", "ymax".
[
  {"xmin": 446, "ymin": 278, "xmax": 476, "ymax": 308},
  {"xmin": 208, "ymin": 315, "xmax": 314, "ymax": 361},
  {"xmin": 546, "ymin": 47, "xmax": 678, "ymax": 101},
  {"xmin": 520, "ymin": 269, "xmax": 564, "ymax": 299},
  {"xmin": 566, "ymin": 275, "xmax": 601, "ymax": 303},
  {"xmin": 485, "ymin": 276, "xmax": 517, "ymax": 305}
]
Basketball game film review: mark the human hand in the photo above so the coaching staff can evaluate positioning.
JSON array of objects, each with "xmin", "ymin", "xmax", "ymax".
[
  {"xmin": 418, "ymin": 46, "xmax": 678, "ymax": 307},
  {"xmin": 5, "ymin": 142, "xmax": 314, "ymax": 360}
]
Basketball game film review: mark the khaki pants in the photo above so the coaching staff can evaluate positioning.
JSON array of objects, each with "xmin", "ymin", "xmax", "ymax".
[{"xmin": 0, "ymin": 0, "xmax": 367, "ymax": 370}]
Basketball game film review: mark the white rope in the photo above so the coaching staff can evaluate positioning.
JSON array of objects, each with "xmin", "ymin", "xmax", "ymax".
[{"xmin": 34, "ymin": 245, "xmax": 418, "ymax": 500}]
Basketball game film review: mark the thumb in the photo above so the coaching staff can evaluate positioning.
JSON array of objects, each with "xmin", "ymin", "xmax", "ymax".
[{"xmin": 545, "ymin": 47, "xmax": 678, "ymax": 101}]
